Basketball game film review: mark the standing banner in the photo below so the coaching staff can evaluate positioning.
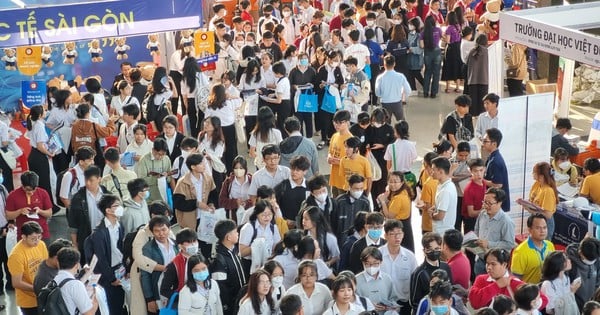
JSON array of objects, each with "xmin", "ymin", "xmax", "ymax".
[
  {"xmin": 555, "ymin": 57, "xmax": 575, "ymax": 118},
  {"xmin": 195, "ymin": 31, "xmax": 217, "ymax": 71},
  {"xmin": 0, "ymin": 0, "xmax": 203, "ymax": 48}
]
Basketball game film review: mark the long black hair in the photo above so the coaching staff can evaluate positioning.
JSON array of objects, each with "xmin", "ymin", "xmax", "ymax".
[
  {"xmin": 244, "ymin": 59, "xmax": 262, "ymax": 85},
  {"xmin": 26, "ymin": 105, "xmax": 44, "ymax": 131},
  {"xmin": 243, "ymin": 269, "xmax": 275, "ymax": 314},
  {"xmin": 252, "ymin": 107, "xmax": 276, "ymax": 143},
  {"xmin": 151, "ymin": 67, "xmax": 168, "ymax": 95},
  {"xmin": 185, "ymin": 254, "xmax": 212, "ymax": 293},
  {"xmin": 200, "ymin": 116, "xmax": 225, "ymax": 151},
  {"xmin": 302, "ymin": 206, "xmax": 333, "ymax": 260},
  {"xmin": 183, "ymin": 57, "xmax": 200, "ymax": 92},
  {"xmin": 422, "ymin": 15, "xmax": 436, "ymax": 49}
]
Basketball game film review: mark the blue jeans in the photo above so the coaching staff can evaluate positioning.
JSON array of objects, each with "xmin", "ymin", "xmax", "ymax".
[{"xmin": 423, "ymin": 48, "xmax": 442, "ymax": 96}]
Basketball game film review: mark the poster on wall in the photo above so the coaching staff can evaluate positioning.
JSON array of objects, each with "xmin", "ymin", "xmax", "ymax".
[{"xmin": 22, "ymin": 80, "xmax": 46, "ymax": 108}]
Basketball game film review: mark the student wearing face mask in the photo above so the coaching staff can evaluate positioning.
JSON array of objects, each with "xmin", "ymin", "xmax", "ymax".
[
  {"xmin": 426, "ymin": 280, "xmax": 461, "ymax": 315},
  {"xmin": 121, "ymin": 178, "xmax": 151, "ymax": 235},
  {"xmin": 263, "ymin": 260, "xmax": 287, "ymax": 308},
  {"xmin": 409, "ymin": 232, "xmax": 452, "ymax": 310},
  {"xmin": 355, "ymin": 247, "xmax": 398, "ymax": 313},
  {"xmin": 348, "ymin": 212, "xmax": 386, "ymax": 274},
  {"xmin": 565, "ymin": 237, "xmax": 600, "ymax": 310},
  {"xmin": 178, "ymin": 254, "xmax": 223, "ymax": 315},
  {"xmin": 550, "ymin": 147, "xmax": 578, "ymax": 187},
  {"xmin": 514, "ymin": 284, "xmax": 545, "ymax": 315},
  {"xmin": 160, "ymin": 228, "xmax": 200, "ymax": 305},
  {"xmin": 297, "ymin": 175, "xmax": 336, "ymax": 228},
  {"xmin": 84, "ymin": 193, "xmax": 126, "ymax": 315},
  {"xmin": 332, "ymin": 175, "xmax": 370, "ymax": 248},
  {"xmin": 280, "ymin": 5, "xmax": 300, "ymax": 45},
  {"xmin": 171, "ymin": 137, "xmax": 199, "ymax": 182}
]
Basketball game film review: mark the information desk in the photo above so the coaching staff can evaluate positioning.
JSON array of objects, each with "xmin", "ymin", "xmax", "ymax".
[{"xmin": 552, "ymin": 203, "xmax": 595, "ymax": 247}]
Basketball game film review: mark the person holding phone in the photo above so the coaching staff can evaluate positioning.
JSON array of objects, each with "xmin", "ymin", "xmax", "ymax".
[
  {"xmin": 135, "ymin": 138, "xmax": 176, "ymax": 203},
  {"xmin": 5, "ymin": 172, "xmax": 53, "ymax": 241}
]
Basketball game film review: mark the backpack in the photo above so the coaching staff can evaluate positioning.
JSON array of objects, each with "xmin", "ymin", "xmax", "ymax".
[
  {"xmin": 37, "ymin": 278, "xmax": 77, "ymax": 315},
  {"xmin": 56, "ymin": 168, "xmax": 77, "ymax": 208},
  {"xmin": 250, "ymin": 220, "xmax": 275, "ymax": 244},
  {"xmin": 110, "ymin": 174, "xmax": 123, "ymax": 200},
  {"xmin": 439, "ymin": 111, "xmax": 472, "ymax": 142},
  {"xmin": 195, "ymin": 72, "xmax": 211, "ymax": 112},
  {"xmin": 122, "ymin": 224, "xmax": 147, "ymax": 272}
]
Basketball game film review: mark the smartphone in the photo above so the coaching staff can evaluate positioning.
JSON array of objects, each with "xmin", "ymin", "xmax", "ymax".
[{"xmin": 148, "ymin": 171, "xmax": 161, "ymax": 177}]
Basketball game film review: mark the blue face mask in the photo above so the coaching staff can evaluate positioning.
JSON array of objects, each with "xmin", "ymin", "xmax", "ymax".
[
  {"xmin": 431, "ymin": 305, "xmax": 449, "ymax": 315},
  {"xmin": 193, "ymin": 270, "xmax": 210, "ymax": 282},
  {"xmin": 0, "ymin": 175, "xmax": 4, "ymax": 185},
  {"xmin": 299, "ymin": 58, "xmax": 309, "ymax": 66},
  {"xmin": 368, "ymin": 228, "xmax": 382, "ymax": 240},
  {"xmin": 144, "ymin": 190, "xmax": 150, "ymax": 200}
]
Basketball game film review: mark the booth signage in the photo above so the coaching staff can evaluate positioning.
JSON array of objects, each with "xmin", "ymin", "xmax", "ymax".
[
  {"xmin": 21, "ymin": 80, "xmax": 46, "ymax": 108},
  {"xmin": 195, "ymin": 31, "xmax": 217, "ymax": 71},
  {"xmin": 16, "ymin": 46, "xmax": 42, "ymax": 76},
  {"xmin": 0, "ymin": 0, "xmax": 203, "ymax": 48},
  {"xmin": 500, "ymin": 12, "xmax": 600, "ymax": 67}
]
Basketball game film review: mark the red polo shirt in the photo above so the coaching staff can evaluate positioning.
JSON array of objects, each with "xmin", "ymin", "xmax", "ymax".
[
  {"xmin": 447, "ymin": 251, "xmax": 471, "ymax": 290},
  {"xmin": 6, "ymin": 187, "xmax": 52, "ymax": 239},
  {"xmin": 462, "ymin": 180, "xmax": 486, "ymax": 218}
]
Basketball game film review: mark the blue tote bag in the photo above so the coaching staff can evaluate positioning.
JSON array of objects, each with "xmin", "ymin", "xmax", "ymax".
[
  {"xmin": 297, "ymin": 88, "xmax": 319, "ymax": 113},
  {"xmin": 321, "ymin": 86, "xmax": 337, "ymax": 114}
]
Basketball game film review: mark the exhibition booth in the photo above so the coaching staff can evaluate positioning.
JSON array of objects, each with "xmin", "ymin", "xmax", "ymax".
[{"xmin": 499, "ymin": 3, "xmax": 600, "ymax": 244}]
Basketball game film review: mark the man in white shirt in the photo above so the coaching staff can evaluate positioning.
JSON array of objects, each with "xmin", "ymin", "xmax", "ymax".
[
  {"xmin": 428, "ymin": 157, "xmax": 457, "ymax": 235},
  {"xmin": 344, "ymin": 30, "xmax": 370, "ymax": 72},
  {"xmin": 60, "ymin": 146, "xmax": 96, "ymax": 209},
  {"xmin": 380, "ymin": 220, "xmax": 418, "ymax": 315},
  {"xmin": 475, "ymin": 93, "xmax": 499, "ymax": 160},
  {"xmin": 248, "ymin": 145, "xmax": 291, "ymax": 202},
  {"xmin": 297, "ymin": 0, "xmax": 316, "ymax": 25},
  {"xmin": 54, "ymin": 247, "xmax": 98, "ymax": 315},
  {"xmin": 311, "ymin": 11, "xmax": 330, "ymax": 41},
  {"xmin": 280, "ymin": 5, "xmax": 300, "ymax": 46}
]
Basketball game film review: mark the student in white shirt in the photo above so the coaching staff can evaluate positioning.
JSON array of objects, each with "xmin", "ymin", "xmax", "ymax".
[
  {"xmin": 261, "ymin": 61, "xmax": 292, "ymax": 137},
  {"xmin": 285, "ymin": 260, "xmax": 333, "ymax": 315},
  {"xmin": 238, "ymin": 269, "xmax": 276, "ymax": 315},
  {"xmin": 117, "ymin": 104, "xmax": 140, "ymax": 153},
  {"xmin": 239, "ymin": 200, "xmax": 281, "ymax": 272},
  {"xmin": 125, "ymin": 124, "xmax": 153, "ymax": 171},
  {"xmin": 110, "ymin": 80, "xmax": 140, "ymax": 117},
  {"xmin": 323, "ymin": 276, "xmax": 364, "ymax": 315},
  {"xmin": 54, "ymin": 248, "xmax": 98, "ymax": 315}
]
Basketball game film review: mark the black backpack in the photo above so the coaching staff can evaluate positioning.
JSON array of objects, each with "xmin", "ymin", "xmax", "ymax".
[
  {"xmin": 56, "ymin": 168, "xmax": 77, "ymax": 208},
  {"xmin": 122, "ymin": 224, "xmax": 147, "ymax": 272},
  {"xmin": 37, "ymin": 278, "xmax": 77, "ymax": 315}
]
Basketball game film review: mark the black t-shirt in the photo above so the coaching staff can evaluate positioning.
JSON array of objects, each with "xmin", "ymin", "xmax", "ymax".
[
  {"xmin": 441, "ymin": 111, "xmax": 474, "ymax": 142},
  {"xmin": 259, "ymin": 43, "xmax": 283, "ymax": 62}
]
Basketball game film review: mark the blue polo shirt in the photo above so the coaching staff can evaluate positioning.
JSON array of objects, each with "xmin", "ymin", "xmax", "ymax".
[{"xmin": 485, "ymin": 150, "xmax": 510, "ymax": 212}]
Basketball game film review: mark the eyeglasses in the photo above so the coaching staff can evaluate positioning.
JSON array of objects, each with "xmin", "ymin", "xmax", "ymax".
[
  {"xmin": 26, "ymin": 235, "xmax": 42, "ymax": 242},
  {"xmin": 259, "ymin": 212, "xmax": 273, "ymax": 218},
  {"xmin": 363, "ymin": 262, "xmax": 381, "ymax": 268}
]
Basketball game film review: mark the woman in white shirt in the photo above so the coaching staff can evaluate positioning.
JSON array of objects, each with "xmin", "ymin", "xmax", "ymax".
[
  {"xmin": 285, "ymin": 260, "xmax": 333, "ymax": 315},
  {"xmin": 301, "ymin": 206, "xmax": 340, "ymax": 267},
  {"xmin": 297, "ymin": 235, "xmax": 336, "ymax": 283},
  {"xmin": 272, "ymin": 229, "xmax": 304, "ymax": 289},
  {"xmin": 239, "ymin": 200, "xmax": 281, "ymax": 274},
  {"xmin": 85, "ymin": 77, "xmax": 109, "ymax": 122},
  {"xmin": 260, "ymin": 53, "xmax": 277, "ymax": 90},
  {"xmin": 178, "ymin": 254, "xmax": 223, "ymax": 315},
  {"xmin": 323, "ymin": 277, "xmax": 363, "ymax": 315},
  {"xmin": 198, "ymin": 116, "xmax": 226, "ymax": 201},
  {"xmin": 181, "ymin": 57, "xmax": 210, "ymax": 138},
  {"xmin": 125, "ymin": 124, "xmax": 153, "ymax": 170},
  {"xmin": 238, "ymin": 269, "xmax": 276, "ymax": 315},
  {"xmin": 263, "ymin": 260, "xmax": 287, "ymax": 309},
  {"xmin": 215, "ymin": 35, "xmax": 240, "ymax": 81},
  {"xmin": 205, "ymin": 84, "xmax": 242, "ymax": 175},
  {"xmin": 110, "ymin": 80, "xmax": 140, "ymax": 117},
  {"xmin": 26, "ymin": 105, "xmax": 55, "ymax": 198},
  {"xmin": 46, "ymin": 89, "xmax": 76, "ymax": 175},
  {"xmin": 261, "ymin": 61, "xmax": 292, "ymax": 138},
  {"xmin": 238, "ymin": 59, "xmax": 265, "ymax": 142},
  {"xmin": 540, "ymin": 251, "xmax": 580, "ymax": 315},
  {"xmin": 249, "ymin": 107, "xmax": 283, "ymax": 169}
]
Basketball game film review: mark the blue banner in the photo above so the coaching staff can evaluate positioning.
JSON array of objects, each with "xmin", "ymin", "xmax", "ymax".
[
  {"xmin": 0, "ymin": 0, "xmax": 203, "ymax": 47},
  {"xmin": 21, "ymin": 80, "xmax": 46, "ymax": 108}
]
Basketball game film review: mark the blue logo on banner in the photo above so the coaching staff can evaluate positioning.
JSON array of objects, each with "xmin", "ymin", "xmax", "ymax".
[{"xmin": 21, "ymin": 80, "xmax": 46, "ymax": 108}]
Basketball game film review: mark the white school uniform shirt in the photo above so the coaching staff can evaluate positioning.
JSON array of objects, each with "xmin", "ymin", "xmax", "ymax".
[
  {"xmin": 286, "ymin": 282, "xmax": 333, "ymax": 315},
  {"xmin": 322, "ymin": 302, "xmax": 363, "ymax": 315},
  {"xmin": 384, "ymin": 139, "xmax": 418, "ymax": 173},
  {"xmin": 433, "ymin": 178, "xmax": 458, "ymax": 235},
  {"xmin": 54, "ymin": 270, "xmax": 94, "ymax": 314},
  {"xmin": 379, "ymin": 244, "xmax": 418, "ymax": 302},
  {"xmin": 238, "ymin": 297, "xmax": 273, "ymax": 315},
  {"xmin": 204, "ymin": 98, "xmax": 242, "ymax": 127},
  {"xmin": 239, "ymin": 220, "xmax": 281, "ymax": 259},
  {"xmin": 111, "ymin": 95, "xmax": 140, "ymax": 116},
  {"xmin": 276, "ymin": 77, "xmax": 291, "ymax": 100}
]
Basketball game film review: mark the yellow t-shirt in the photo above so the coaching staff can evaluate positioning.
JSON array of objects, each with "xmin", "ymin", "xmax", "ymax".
[
  {"xmin": 529, "ymin": 182, "xmax": 557, "ymax": 214},
  {"xmin": 388, "ymin": 190, "xmax": 412, "ymax": 220},
  {"xmin": 511, "ymin": 238, "xmax": 555, "ymax": 284},
  {"xmin": 339, "ymin": 155, "xmax": 372, "ymax": 191},
  {"xmin": 581, "ymin": 172, "xmax": 600, "ymax": 204},
  {"xmin": 7, "ymin": 240, "xmax": 48, "ymax": 308},
  {"xmin": 276, "ymin": 217, "xmax": 289, "ymax": 239},
  {"xmin": 420, "ymin": 177, "xmax": 438, "ymax": 232},
  {"xmin": 329, "ymin": 132, "xmax": 353, "ymax": 190}
]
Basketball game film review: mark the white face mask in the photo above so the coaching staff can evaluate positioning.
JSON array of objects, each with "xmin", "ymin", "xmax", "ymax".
[
  {"xmin": 114, "ymin": 206, "xmax": 124, "ymax": 217},
  {"xmin": 366, "ymin": 20, "xmax": 375, "ymax": 26},
  {"xmin": 271, "ymin": 276, "xmax": 284, "ymax": 288},
  {"xmin": 583, "ymin": 258, "xmax": 597, "ymax": 265},
  {"xmin": 392, "ymin": 20, "xmax": 402, "ymax": 25},
  {"xmin": 246, "ymin": 41, "xmax": 255, "ymax": 47},
  {"xmin": 283, "ymin": 11, "xmax": 291, "ymax": 17},
  {"xmin": 181, "ymin": 150, "xmax": 191, "ymax": 159},
  {"xmin": 350, "ymin": 190, "xmax": 364, "ymax": 199},
  {"xmin": 185, "ymin": 243, "xmax": 199, "ymax": 256},
  {"xmin": 365, "ymin": 265, "xmax": 380, "ymax": 276},
  {"xmin": 372, "ymin": 122, "xmax": 382, "ymax": 128},
  {"xmin": 234, "ymin": 169, "xmax": 246, "ymax": 177},
  {"xmin": 559, "ymin": 161, "xmax": 571, "ymax": 170},
  {"xmin": 315, "ymin": 192, "xmax": 328, "ymax": 203},
  {"xmin": 235, "ymin": 41, "xmax": 245, "ymax": 48}
]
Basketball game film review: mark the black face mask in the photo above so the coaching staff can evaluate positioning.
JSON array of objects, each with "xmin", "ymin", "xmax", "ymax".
[{"xmin": 426, "ymin": 250, "xmax": 442, "ymax": 261}]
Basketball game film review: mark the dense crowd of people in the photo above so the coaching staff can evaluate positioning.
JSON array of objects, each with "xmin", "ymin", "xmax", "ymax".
[{"xmin": 1, "ymin": 0, "xmax": 599, "ymax": 315}]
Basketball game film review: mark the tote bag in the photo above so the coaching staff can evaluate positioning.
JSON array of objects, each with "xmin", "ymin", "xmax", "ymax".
[
  {"xmin": 321, "ymin": 86, "xmax": 338, "ymax": 114},
  {"xmin": 297, "ymin": 88, "xmax": 319, "ymax": 113}
]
